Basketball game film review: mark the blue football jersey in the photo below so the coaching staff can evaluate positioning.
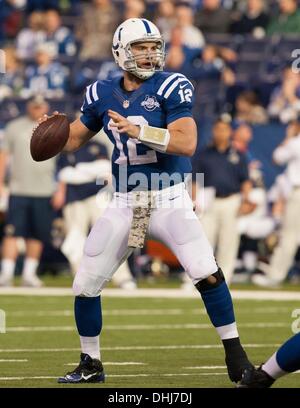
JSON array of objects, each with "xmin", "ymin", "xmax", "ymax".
[{"xmin": 80, "ymin": 71, "xmax": 195, "ymax": 192}]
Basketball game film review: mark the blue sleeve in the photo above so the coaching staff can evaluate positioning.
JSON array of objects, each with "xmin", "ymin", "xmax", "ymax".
[
  {"xmin": 80, "ymin": 82, "xmax": 103, "ymax": 133},
  {"xmin": 162, "ymin": 75, "xmax": 194, "ymax": 125}
]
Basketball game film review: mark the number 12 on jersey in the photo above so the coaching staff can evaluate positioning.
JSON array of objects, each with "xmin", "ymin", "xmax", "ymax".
[{"xmin": 108, "ymin": 115, "xmax": 158, "ymax": 165}]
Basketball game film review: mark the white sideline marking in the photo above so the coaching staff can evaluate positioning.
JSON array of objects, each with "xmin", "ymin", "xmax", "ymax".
[
  {"xmin": 1, "ymin": 371, "xmax": 300, "ymax": 381},
  {"xmin": 7, "ymin": 306, "xmax": 293, "ymax": 318},
  {"xmin": 1, "ymin": 287, "xmax": 300, "ymax": 301},
  {"xmin": 0, "ymin": 359, "xmax": 28, "ymax": 362},
  {"xmin": 183, "ymin": 365, "xmax": 300, "ymax": 372},
  {"xmin": 0, "ymin": 376, "xmax": 57, "ymax": 380},
  {"xmin": 184, "ymin": 366, "xmax": 226, "ymax": 369},
  {"xmin": 0, "ymin": 348, "xmax": 80, "ymax": 353},
  {"xmin": 7, "ymin": 326, "xmax": 74, "ymax": 332},
  {"xmin": 0, "ymin": 344, "xmax": 281, "ymax": 353},
  {"xmin": 0, "ymin": 373, "xmax": 229, "ymax": 381},
  {"xmin": 8, "ymin": 309, "xmax": 191, "ymax": 317},
  {"xmin": 65, "ymin": 362, "xmax": 145, "ymax": 366},
  {"xmin": 5, "ymin": 322, "xmax": 289, "ymax": 332}
]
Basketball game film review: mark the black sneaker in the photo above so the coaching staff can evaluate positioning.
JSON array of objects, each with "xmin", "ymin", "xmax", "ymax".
[
  {"xmin": 223, "ymin": 337, "xmax": 255, "ymax": 383},
  {"xmin": 237, "ymin": 366, "xmax": 275, "ymax": 388},
  {"xmin": 225, "ymin": 352, "xmax": 254, "ymax": 383},
  {"xmin": 58, "ymin": 353, "xmax": 105, "ymax": 384}
]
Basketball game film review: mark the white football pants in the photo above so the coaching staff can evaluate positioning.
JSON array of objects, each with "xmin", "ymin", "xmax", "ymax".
[{"xmin": 73, "ymin": 183, "xmax": 218, "ymax": 297}]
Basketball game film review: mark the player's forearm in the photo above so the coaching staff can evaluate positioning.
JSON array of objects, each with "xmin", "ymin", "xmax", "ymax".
[
  {"xmin": 166, "ymin": 129, "xmax": 197, "ymax": 156},
  {"xmin": 166, "ymin": 118, "xmax": 197, "ymax": 156},
  {"xmin": 63, "ymin": 119, "xmax": 96, "ymax": 152},
  {"xmin": 63, "ymin": 133, "xmax": 82, "ymax": 152}
]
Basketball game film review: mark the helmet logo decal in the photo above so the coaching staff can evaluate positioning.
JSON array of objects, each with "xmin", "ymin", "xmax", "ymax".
[
  {"xmin": 118, "ymin": 27, "xmax": 123, "ymax": 41},
  {"xmin": 112, "ymin": 27, "xmax": 123, "ymax": 50}
]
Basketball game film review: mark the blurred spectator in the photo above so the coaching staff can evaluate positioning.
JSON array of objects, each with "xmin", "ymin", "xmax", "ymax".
[
  {"xmin": 268, "ymin": 66, "xmax": 300, "ymax": 124},
  {"xmin": 154, "ymin": 0, "xmax": 176, "ymax": 38},
  {"xmin": 252, "ymin": 119, "xmax": 300, "ymax": 286},
  {"xmin": 25, "ymin": 0, "xmax": 81, "ymax": 14},
  {"xmin": 76, "ymin": 0, "xmax": 121, "ymax": 61},
  {"xmin": 165, "ymin": 26, "xmax": 189, "ymax": 71},
  {"xmin": 165, "ymin": 2, "xmax": 205, "ymax": 70},
  {"xmin": 0, "ymin": 0, "xmax": 23, "ymax": 41},
  {"xmin": 234, "ymin": 124, "xmax": 275, "ymax": 278},
  {"xmin": 44, "ymin": 9, "xmax": 77, "ymax": 57},
  {"xmin": 192, "ymin": 117, "xmax": 251, "ymax": 283},
  {"xmin": 267, "ymin": 0, "xmax": 300, "ymax": 35},
  {"xmin": 232, "ymin": 123, "xmax": 253, "ymax": 159},
  {"xmin": 16, "ymin": 11, "xmax": 46, "ymax": 60},
  {"xmin": 21, "ymin": 42, "xmax": 69, "ymax": 99},
  {"xmin": 185, "ymin": 44, "xmax": 223, "ymax": 78},
  {"xmin": 73, "ymin": 60, "xmax": 121, "ymax": 94},
  {"xmin": 235, "ymin": 91, "xmax": 268, "ymax": 125},
  {"xmin": 0, "ymin": 96, "xmax": 57, "ymax": 287},
  {"xmin": 123, "ymin": 0, "xmax": 146, "ymax": 20},
  {"xmin": 173, "ymin": 43, "xmax": 235, "ymax": 84},
  {"xmin": 164, "ymin": 3, "xmax": 206, "ymax": 71},
  {"xmin": 174, "ymin": 2, "xmax": 205, "ymax": 50},
  {"xmin": 195, "ymin": 0, "xmax": 232, "ymax": 34},
  {"xmin": 231, "ymin": 0, "xmax": 269, "ymax": 36},
  {"xmin": 25, "ymin": 0, "xmax": 59, "ymax": 13},
  {"xmin": 0, "ymin": 1, "xmax": 12, "ymax": 41},
  {"xmin": 0, "ymin": 46, "xmax": 24, "ymax": 101},
  {"xmin": 58, "ymin": 0, "xmax": 81, "ymax": 16}
]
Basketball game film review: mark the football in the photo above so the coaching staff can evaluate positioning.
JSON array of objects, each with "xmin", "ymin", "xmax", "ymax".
[{"xmin": 30, "ymin": 114, "xmax": 70, "ymax": 161}]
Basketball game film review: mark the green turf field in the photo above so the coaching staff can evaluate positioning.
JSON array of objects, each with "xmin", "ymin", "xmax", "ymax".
[{"xmin": 0, "ymin": 294, "xmax": 299, "ymax": 388}]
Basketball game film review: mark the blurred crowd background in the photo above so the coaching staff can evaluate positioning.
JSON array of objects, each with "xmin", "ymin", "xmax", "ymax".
[{"xmin": 1, "ymin": 0, "xmax": 300, "ymax": 289}]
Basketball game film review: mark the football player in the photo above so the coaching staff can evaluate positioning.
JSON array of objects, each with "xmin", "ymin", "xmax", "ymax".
[
  {"xmin": 238, "ymin": 332, "xmax": 300, "ymax": 388},
  {"xmin": 38, "ymin": 18, "xmax": 253, "ymax": 384}
]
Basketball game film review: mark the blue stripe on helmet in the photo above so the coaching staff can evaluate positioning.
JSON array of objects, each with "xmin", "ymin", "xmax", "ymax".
[
  {"xmin": 142, "ymin": 19, "xmax": 151, "ymax": 34},
  {"xmin": 118, "ymin": 27, "xmax": 123, "ymax": 41},
  {"xmin": 112, "ymin": 27, "xmax": 123, "ymax": 50}
]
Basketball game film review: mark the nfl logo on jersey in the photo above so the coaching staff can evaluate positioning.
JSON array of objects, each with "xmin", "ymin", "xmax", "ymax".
[{"xmin": 141, "ymin": 95, "xmax": 160, "ymax": 111}]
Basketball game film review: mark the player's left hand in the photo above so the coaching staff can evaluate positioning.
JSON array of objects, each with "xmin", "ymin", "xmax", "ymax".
[{"xmin": 108, "ymin": 110, "xmax": 140, "ymax": 139}]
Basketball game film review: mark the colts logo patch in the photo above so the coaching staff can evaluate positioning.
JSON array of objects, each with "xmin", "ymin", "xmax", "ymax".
[{"xmin": 141, "ymin": 95, "xmax": 160, "ymax": 111}]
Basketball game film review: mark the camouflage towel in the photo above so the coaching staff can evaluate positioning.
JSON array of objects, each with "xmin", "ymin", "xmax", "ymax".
[{"xmin": 128, "ymin": 191, "xmax": 153, "ymax": 248}]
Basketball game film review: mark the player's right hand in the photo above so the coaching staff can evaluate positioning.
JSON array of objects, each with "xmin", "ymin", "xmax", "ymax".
[{"xmin": 37, "ymin": 111, "xmax": 60, "ymax": 125}]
